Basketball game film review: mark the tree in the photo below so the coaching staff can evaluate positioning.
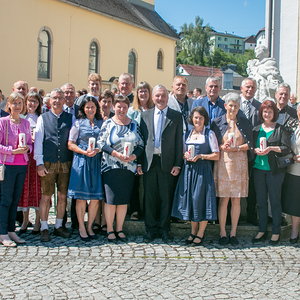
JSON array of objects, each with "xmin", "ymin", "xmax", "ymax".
[{"xmin": 179, "ymin": 16, "xmax": 212, "ymax": 66}]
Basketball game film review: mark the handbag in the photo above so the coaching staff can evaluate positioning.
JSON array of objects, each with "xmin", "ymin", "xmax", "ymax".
[
  {"xmin": 0, "ymin": 120, "xmax": 9, "ymax": 181},
  {"xmin": 275, "ymin": 152, "xmax": 294, "ymax": 169}
]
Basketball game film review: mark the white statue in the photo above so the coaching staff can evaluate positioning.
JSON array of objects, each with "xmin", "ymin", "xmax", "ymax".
[{"xmin": 247, "ymin": 45, "xmax": 283, "ymax": 102}]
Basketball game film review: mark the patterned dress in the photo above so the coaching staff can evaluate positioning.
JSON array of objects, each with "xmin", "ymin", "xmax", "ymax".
[{"xmin": 214, "ymin": 120, "xmax": 248, "ymax": 197}]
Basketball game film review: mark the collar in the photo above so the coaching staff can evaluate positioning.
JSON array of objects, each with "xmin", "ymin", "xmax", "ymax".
[
  {"xmin": 63, "ymin": 104, "xmax": 74, "ymax": 110},
  {"xmin": 154, "ymin": 106, "xmax": 168, "ymax": 115},
  {"xmin": 278, "ymin": 105, "xmax": 288, "ymax": 113},
  {"xmin": 208, "ymin": 97, "xmax": 220, "ymax": 105},
  {"xmin": 241, "ymin": 96, "xmax": 253, "ymax": 103},
  {"xmin": 87, "ymin": 93, "xmax": 99, "ymax": 101},
  {"xmin": 50, "ymin": 109, "xmax": 64, "ymax": 118}
]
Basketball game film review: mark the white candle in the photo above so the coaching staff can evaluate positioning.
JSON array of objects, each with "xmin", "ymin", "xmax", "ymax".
[
  {"xmin": 228, "ymin": 133, "xmax": 235, "ymax": 148},
  {"xmin": 88, "ymin": 137, "xmax": 95, "ymax": 151},
  {"xmin": 19, "ymin": 133, "xmax": 26, "ymax": 147},
  {"xmin": 260, "ymin": 137, "xmax": 267, "ymax": 151},
  {"xmin": 32, "ymin": 128, "xmax": 36, "ymax": 140},
  {"xmin": 123, "ymin": 142, "xmax": 132, "ymax": 157},
  {"xmin": 188, "ymin": 145, "xmax": 195, "ymax": 159}
]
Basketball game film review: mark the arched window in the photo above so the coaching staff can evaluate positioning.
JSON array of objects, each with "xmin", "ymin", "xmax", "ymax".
[
  {"xmin": 88, "ymin": 40, "xmax": 99, "ymax": 74},
  {"xmin": 128, "ymin": 50, "xmax": 136, "ymax": 84},
  {"xmin": 157, "ymin": 50, "xmax": 163, "ymax": 70},
  {"xmin": 38, "ymin": 27, "xmax": 52, "ymax": 79}
]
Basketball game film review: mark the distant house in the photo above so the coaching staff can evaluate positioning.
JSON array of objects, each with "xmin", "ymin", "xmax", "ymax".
[
  {"xmin": 176, "ymin": 64, "xmax": 244, "ymax": 96},
  {"xmin": 209, "ymin": 30, "xmax": 245, "ymax": 54},
  {"xmin": 244, "ymin": 35, "xmax": 256, "ymax": 51},
  {"xmin": 255, "ymin": 28, "xmax": 266, "ymax": 47}
]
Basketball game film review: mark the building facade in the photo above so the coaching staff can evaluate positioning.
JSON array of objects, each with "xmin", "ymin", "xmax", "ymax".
[
  {"xmin": 0, "ymin": 0, "xmax": 178, "ymax": 96},
  {"xmin": 209, "ymin": 31, "xmax": 245, "ymax": 54}
]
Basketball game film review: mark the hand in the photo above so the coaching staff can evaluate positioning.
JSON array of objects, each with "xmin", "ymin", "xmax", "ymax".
[
  {"xmin": 255, "ymin": 147, "xmax": 271, "ymax": 156},
  {"xmin": 183, "ymin": 151, "xmax": 189, "ymax": 160},
  {"xmin": 86, "ymin": 148, "xmax": 99, "ymax": 157},
  {"xmin": 170, "ymin": 166, "xmax": 180, "ymax": 176},
  {"xmin": 295, "ymin": 154, "xmax": 300, "ymax": 163},
  {"xmin": 127, "ymin": 154, "xmax": 137, "ymax": 162},
  {"xmin": 37, "ymin": 164, "xmax": 48, "ymax": 177},
  {"xmin": 137, "ymin": 166, "xmax": 143, "ymax": 175},
  {"xmin": 188, "ymin": 155, "xmax": 202, "ymax": 162},
  {"xmin": 11, "ymin": 146, "xmax": 29, "ymax": 155},
  {"xmin": 113, "ymin": 151, "xmax": 130, "ymax": 162}
]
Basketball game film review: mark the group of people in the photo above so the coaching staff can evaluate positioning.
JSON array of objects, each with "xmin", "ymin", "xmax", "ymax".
[{"xmin": 0, "ymin": 73, "xmax": 299, "ymax": 248}]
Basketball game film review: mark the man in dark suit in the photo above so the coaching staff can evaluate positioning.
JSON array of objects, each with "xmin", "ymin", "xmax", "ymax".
[
  {"xmin": 137, "ymin": 85, "xmax": 183, "ymax": 243},
  {"xmin": 191, "ymin": 76, "xmax": 226, "ymax": 126},
  {"xmin": 239, "ymin": 78, "xmax": 261, "ymax": 226},
  {"xmin": 61, "ymin": 83, "xmax": 80, "ymax": 118},
  {"xmin": 275, "ymin": 83, "xmax": 297, "ymax": 130}
]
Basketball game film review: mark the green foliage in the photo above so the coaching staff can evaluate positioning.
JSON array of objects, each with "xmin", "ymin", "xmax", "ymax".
[
  {"xmin": 204, "ymin": 48, "xmax": 255, "ymax": 76},
  {"xmin": 178, "ymin": 16, "xmax": 212, "ymax": 66}
]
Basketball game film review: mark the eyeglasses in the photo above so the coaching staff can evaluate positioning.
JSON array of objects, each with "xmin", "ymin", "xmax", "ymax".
[{"xmin": 138, "ymin": 90, "xmax": 149, "ymax": 94}]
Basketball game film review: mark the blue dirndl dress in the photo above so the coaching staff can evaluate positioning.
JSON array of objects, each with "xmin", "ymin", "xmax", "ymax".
[
  {"xmin": 68, "ymin": 118, "xmax": 104, "ymax": 200},
  {"xmin": 171, "ymin": 128, "xmax": 217, "ymax": 222}
]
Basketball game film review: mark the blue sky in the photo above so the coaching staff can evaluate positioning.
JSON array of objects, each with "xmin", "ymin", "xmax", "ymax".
[{"xmin": 155, "ymin": 0, "xmax": 265, "ymax": 38}]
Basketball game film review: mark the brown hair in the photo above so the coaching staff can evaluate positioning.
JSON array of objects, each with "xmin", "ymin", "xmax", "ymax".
[
  {"xmin": 187, "ymin": 106, "xmax": 209, "ymax": 126},
  {"xmin": 113, "ymin": 94, "xmax": 130, "ymax": 107},
  {"xmin": 259, "ymin": 100, "xmax": 279, "ymax": 122}
]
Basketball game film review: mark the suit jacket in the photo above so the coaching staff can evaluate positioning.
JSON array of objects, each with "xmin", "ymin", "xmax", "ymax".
[
  {"xmin": 238, "ymin": 98, "xmax": 262, "ymax": 127},
  {"xmin": 139, "ymin": 107, "xmax": 183, "ymax": 173},
  {"xmin": 191, "ymin": 96, "xmax": 226, "ymax": 125}
]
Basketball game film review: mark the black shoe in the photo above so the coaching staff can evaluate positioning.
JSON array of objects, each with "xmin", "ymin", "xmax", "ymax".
[
  {"xmin": 79, "ymin": 232, "xmax": 90, "ymax": 242},
  {"xmin": 88, "ymin": 233, "xmax": 97, "ymax": 240},
  {"xmin": 219, "ymin": 236, "xmax": 228, "ymax": 245},
  {"xmin": 19, "ymin": 228, "xmax": 27, "ymax": 234},
  {"xmin": 31, "ymin": 230, "xmax": 40, "ymax": 235},
  {"xmin": 252, "ymin": 232, "xmax": 267, "ymax": 244},
  {"xmin": 281, "ymin": 217, "xmax": 288, "ymax": 226},
  {"xmin": 269, "ymin": 234, "xmax": 280, "ymax": 245},
  {"xmin": 290, "ymin": 235, "xmax": 299, "ymax": 244},
  {"xmin": 107, "ymin": 231, "xmax": 117, "ymax": 243},
  {"xmin": 116, "ymin": 231, "xmax": 128, "ymax": 242},
  {"xmin": 161, "ymin": 232, "xmax": 173, "ymax": 243},
  {"xmin": 247, "ymin": 218, "xmax": 259, "ymax": 226},
  {"xmin": 190, "ymin": 236, "xmax": 204, "ymax": 247},
  {"xmin": 185, "ymin": 234, "xmax": 196, "ymax": 245},
  {"xmin": 143, "ymin": 232, "xmax": 155, "ymax": 243},
  {"xmin": 229, "ymin": 236, "xmax": 239, "ymax": 246},
  {"xmin": 92, "ymin": 223, "xmax": 101, "ymax": 234}
]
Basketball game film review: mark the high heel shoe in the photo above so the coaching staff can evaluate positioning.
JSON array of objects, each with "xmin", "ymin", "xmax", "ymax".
[
  {"xmin": 269, "ymin": 234, "xmax": 280, "ymax": 245},
  {"xmin": 290, "ymin": 234, "xmax": 299, "ymax": 244},
  {"xmin": 252, "ymin": 232, "xmax": 267, "ymax": 243}
]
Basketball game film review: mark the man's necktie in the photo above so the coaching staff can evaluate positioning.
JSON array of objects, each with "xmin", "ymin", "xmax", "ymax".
[{"xmin": 155, "ymin": 110, "xmax": 164, "ymax": 148}]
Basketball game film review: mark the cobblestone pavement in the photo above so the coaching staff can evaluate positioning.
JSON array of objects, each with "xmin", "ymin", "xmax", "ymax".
[
  {"xmin": 1, "ymin": 211, "xmax": 300, "ymax": 299},
  {"xmin": 1, "ymin": 228, "xmax": 300, "ymax": 299}
]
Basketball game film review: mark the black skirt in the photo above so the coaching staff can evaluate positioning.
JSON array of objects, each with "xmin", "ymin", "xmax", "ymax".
[
  {"xmin": 282, "ymin": 172, "xmax": 300, "ymax": 217},
  {"xmin": 103, "ymin": 169, "xmax": 135, "ymax": 205}
]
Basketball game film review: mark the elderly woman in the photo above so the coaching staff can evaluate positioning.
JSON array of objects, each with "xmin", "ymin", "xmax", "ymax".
[
  {"xmin": 127, "ymin": 81, "xmax": 154, "ymax": 221},
  {"xmin": 0, "ymin": 92, "xmax": 32, "ymax": 247},
  {"xmin": 172, "ymin": 106, "xmax": 219, "ymax": 246},
  {"xmin": 98, "ymin": 95, "xmax": 144, "ymax": 243},
  {"xmin": 18, "ymin": 92, "xmax": 42, "ymax": 234},
  {"xmin": 252, "ymin": 100, "xmax": 291, "ymax": 245},
  {"xmin": 67, "ymin": 96, "xmax": 104, "ymax": 241},
  {"xmin": 282, "ymin": 107, "xmax": 300, "ymax": 243},
  {"xmin": 211, "ymin": 92, "xmax": 253, "ymax": 246}
]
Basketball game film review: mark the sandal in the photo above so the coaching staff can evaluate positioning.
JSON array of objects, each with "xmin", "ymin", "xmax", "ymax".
[
  {"xmin": 185, "ymin": 234, "xmax": 196, "ymax": 245},
  {"xmin": 130, "ymin": 212, "xmax": 139, "ymax": 221},
  {"xmin": 116, "ymin": 230, "xmax": 128, "ymax": 242},
  {"xmin": 92, "ymin": 223, "xmax": 101, "ymax": 234},
  {"xmin": 100, "ymin": 225, "xmax": 107, "ymax": 236},
  {"xmin": 107, "ymin": 231, "xmax": 117, "ymax": 243},
  {"xmin": 191, "ymin": 236, "xmax": 204, "ymax": 247},
  {"xmin": 0, "ymin": 237, "xmax": 17, "ymax": 248}
]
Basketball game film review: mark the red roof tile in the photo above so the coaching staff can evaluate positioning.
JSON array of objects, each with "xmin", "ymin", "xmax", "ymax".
[{"xmin": 178, "ymin": 64, "xmax": 223, "ymax": 77}]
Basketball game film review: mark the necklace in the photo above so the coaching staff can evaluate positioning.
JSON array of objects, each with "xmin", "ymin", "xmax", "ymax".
[
  {"xmin": 10, "ymin": 116, "xmax": 21, "ymax": 124},
  {"xmin": 191, "ymin": 129, "xmax": 203, "ymax": 140}
]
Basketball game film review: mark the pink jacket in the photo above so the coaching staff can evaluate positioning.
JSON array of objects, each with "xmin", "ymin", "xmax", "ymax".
[{"xmin": 0, "ymin": 116, "xmax": 32, "ymax": 163}]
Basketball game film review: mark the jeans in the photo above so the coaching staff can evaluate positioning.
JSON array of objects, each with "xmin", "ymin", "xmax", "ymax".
[
  {"xmin": 0, "ymin": 165, "xmax": 27, "ymax": 234},
  {"xmin": 253, "ymin": 168, "xmax": 284, "ymax": 234}
]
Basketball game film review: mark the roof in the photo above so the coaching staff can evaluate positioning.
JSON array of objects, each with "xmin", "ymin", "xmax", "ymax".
[
  {"xmin": 210, "ymin": 31, "xmax": 244, "ymax": 39},
  {"xmin": 59, "ymin": 0, "xmax": 178, "ymax": 40},
  {"xmin": 177, "ymin": 64, "xmax": 223, "ymax": 77},
  {"xmin": 254, "ymin": 27, "xmax": 265, "ymax": 39},
  {"xmin": 244, "ymin": 35, "xmax": 256, "ymax": 43}
]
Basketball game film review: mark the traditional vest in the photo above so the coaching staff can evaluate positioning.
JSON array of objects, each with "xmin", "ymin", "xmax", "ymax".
[{"xmin": 42, "ymin": 111, "xmax": 73, "ymax": 163}]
